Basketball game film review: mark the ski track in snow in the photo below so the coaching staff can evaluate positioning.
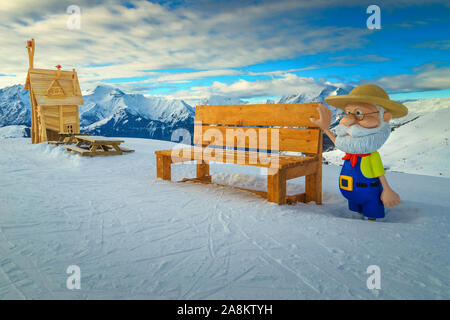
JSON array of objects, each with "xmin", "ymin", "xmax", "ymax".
[{"xmin": 0, "ymin": 138, "xmax": 449, "ymax": 299}]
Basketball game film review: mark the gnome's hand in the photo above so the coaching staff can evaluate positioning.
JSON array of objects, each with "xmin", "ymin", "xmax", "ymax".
[
  {"xmin": 381, "ymin": 188, "xmax": 401, "ymax": 208},
  {"xmin": 310, "ymin": 103, "xmax": 332, "ymax": 130}
]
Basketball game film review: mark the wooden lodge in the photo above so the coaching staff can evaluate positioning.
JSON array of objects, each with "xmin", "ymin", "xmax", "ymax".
[{"xmin": 24, "ymin": 39, "xmax": 83, "ymax": 144}]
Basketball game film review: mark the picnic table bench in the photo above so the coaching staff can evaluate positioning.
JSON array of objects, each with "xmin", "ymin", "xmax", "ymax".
[
  {"xmin": 155, "ymin": 103, "xmax": 323, "ymax": 205},
  {"xmin": 64, "ymin": 135, "xmax": 134, "ymax": 156},
  {"xmin": 48, "ymin": 132, "xmax": 90, "ymax": 145}
]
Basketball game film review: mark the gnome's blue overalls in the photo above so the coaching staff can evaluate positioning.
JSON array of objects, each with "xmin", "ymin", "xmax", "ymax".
[{"xmin": 339, "ymin": 152, "xmax": 385, "ymax": 219}]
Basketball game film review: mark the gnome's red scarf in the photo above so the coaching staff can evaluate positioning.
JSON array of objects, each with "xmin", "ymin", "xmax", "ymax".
[{"xmin": 342, "ymin": 153, "xmax": 371, "ymax": 167}]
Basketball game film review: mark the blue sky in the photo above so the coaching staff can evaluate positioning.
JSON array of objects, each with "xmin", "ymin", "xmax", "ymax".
[{"xmin": 1, "ymin": 0, "xmax": 449, "ymax": 102}]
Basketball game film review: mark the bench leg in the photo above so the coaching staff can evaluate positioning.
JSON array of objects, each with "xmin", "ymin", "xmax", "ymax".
[
  {"xmin": 157, "ymin": 155, "xmax": 172, "ymax": 180},
  {"xmin": 305, "ymin": 164, "xmax": 322, "ymax": 204},
  {"xmin": 197, "ymin": 160, "xmax": 211, "ymax": 183},
  {"xmin": 267, "ymin": 169, "xmax": 286, "ymax": 205}
]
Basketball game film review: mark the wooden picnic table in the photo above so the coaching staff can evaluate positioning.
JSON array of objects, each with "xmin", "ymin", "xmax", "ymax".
[
  {"xmin": 48, "ymin": 132, "xmax": 90, "ymax": 146},
  {"xmin": 64, "ymin": 135, "xmax": 134, "ymax": 156}
]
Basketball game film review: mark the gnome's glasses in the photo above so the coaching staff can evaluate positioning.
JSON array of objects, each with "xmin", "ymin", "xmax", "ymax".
[{"xmin": 338, "ymin": 110, "xmax": 379, "ymax": 121}]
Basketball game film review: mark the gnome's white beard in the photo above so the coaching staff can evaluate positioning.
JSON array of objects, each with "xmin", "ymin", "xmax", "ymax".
[{"xmin": 334, "ymin": 121, "xmax": 391, "ymax": 154}]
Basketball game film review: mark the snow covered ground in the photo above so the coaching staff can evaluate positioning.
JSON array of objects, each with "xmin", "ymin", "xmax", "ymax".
[
  {"xmin": 0, "ymin": 125, "xmax": 28, "ymax": 139},
  {"xmin": 0, "ymin": 138, "xmax": 449, "ymax": 299}
]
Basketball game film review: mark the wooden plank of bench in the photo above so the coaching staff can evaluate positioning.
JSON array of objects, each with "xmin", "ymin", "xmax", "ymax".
[
  {"xmin": 63, "ymin": 145, "xmax": 90, "ymax": 156},
  {"xmin": 74, "ymin": 135, "xmax": 124, "ymax": 144},
  {"xmin": 285, "ymin": 161, "xmax": 319, "ymax": 180},
  {"xmin": 92, "ymin": 150, "xmax": 123, "ymax": 156},
  {"xmin": 87, "ymin": 143, "xmax": 123, "ymax": 156},
  {"xmin": 64, "ymin": 145, "xmax": 124, "ymax": 157},
  {"xmin": 305, "ymin": 133, "xmax": 322, "ymax": 204},
  {"xmin": 194, "ymin": 126, "xmax": 320, "ymax": 154},
  {"xmin": 195, "ymin": 103, "xmax": 320, "ymax": 128},
  {"xmin": 155, "ymin": 147, "xmax": 315, "ymax": 169}
]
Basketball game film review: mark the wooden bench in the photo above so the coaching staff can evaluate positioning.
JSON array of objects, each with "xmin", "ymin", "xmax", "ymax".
[
  {"xmin": 64, "ymin": 135, "xmax": 135, "ymax": 156},
  {"xmin": 48, "ymin": 132, "xmax": 90, "ymax": 145},
  {"xmin": 154, "ymin": 103, "xmax": 323, "ymax": 205},
  {"xmin": 63, "ymin": 145, "xmax": 91, "ymax": 156}
]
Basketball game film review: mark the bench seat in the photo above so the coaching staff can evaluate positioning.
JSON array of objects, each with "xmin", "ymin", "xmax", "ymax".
[
  {"xmin": 155, "ymin": 147, "xmax": 317, "ymax": 169},
  {"xmin": 63, "ymin": 145, "xmax": 90, "ymax": 155},
  {"xmin": 64, "ymin": 144, "xmax": 123, "ymax": 156}
]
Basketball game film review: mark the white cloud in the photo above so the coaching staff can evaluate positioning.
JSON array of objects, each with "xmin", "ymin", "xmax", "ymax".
[
  {"xmin": 330, "ymin": 54, "xmax": 391, "ymax": 62},
  {"xmin": 0, "ymin": 76, "xmax": 23, "ymax": 89},
  {"xmin": 166, "ymin": 64, "xmax": 450, "ymax": 102},
  {"xmin": 247, "ymin": 67, "xmax": 319, "ymax": 77},
  {"xmin": 0, "ymin": 0, "xmax": 370, "ymax": 91},
  {"xmin": 373, "ymin": 64, "xmax": 450, "ymax": 92},
  {"xmin": 1, "ymin": 0, "xmax": 448, "ymax": 97},
  {"xmin": 154, "ymin": 69, "xmax": 243, "ymax": 83},
  {"xmin": 413, "ymin": 40, "xmax": 450, "ymax": 50},
  {"xmin": 167, "ymin": 73, "xmax": 331, "ymax": 100}
]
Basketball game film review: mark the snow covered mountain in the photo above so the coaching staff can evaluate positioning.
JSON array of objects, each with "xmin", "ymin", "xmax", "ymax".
[
  {"xmin": 0, "ymin": 84, "xmax": 448, "ymax": 173},
  {"xmin": 198, "ymin": 95, "xmax": 246, "ymax": 106},
  {"xmin": 0, "ymin": 84, "xmax": 31, "ymax": 127},
  {"xmin": 0, "ymin": 84, "xmax": 196, "ymax": 141},
  {"xmin": 277, "ymin": 84, "xmax": 351, "ymax": 105},
  {"xmin": 80, "ymin": 85, "xmax": 195, "ymax": 140},
  {"xmin": 277, "ymin": 84, "xmax": 351, "ymax": 122}
]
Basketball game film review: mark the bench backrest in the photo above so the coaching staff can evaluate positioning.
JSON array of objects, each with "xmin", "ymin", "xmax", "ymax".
[{"xmin": 193, "ymin": 103, "xmax": 322, "ymax": 155}]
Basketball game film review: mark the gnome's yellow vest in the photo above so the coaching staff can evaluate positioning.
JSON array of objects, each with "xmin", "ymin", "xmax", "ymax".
[{"xmin": 361, "ymin": 151, "xmax": 385, "ymax": 178}]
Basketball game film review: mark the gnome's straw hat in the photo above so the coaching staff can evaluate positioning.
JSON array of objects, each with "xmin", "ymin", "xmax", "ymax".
[{"xmin": 325, "ymin": 84, "xmax": 408, "ymax": 118}]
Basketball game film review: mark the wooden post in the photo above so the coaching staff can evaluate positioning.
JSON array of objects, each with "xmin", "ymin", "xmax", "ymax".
[
  {"xmin": 305, "ymin": 171, "xmax": 322, "ymax": 204},
  {"xmin": 72, "ymin": 69, "xmax": 80, "ymax": 96},
  {"xmin": 26, "ymin": 39, "xmax": 35, "ymax": 69},
  {"xmin": 36, "ymin": 106, "xmax": 47, "ymax": 143},
  {"xmin": 267, "ymin": 168, "xmax": 286, "ymax": 204},
  {"xmin": 316, "ymin": 161, "xmax": 322, "ymax": 204},
  {"xmin": 26, "ymin": 39, "xmax": 37, "ymax": 143},
  {"xmin": 59, "ymin": 105, "xmax": 64, "ymax": 133},
  {"xmin": 196, "ymin": 160, "xmax": 211, "ymax": 182},
  {"xmin": 156, "ymin": 155, "xmax": 172, "ymax": 180},
  {"xmin": 306, "ymin": 130, "xmax": 323, "ymax": 204},
  {"xmin": 30, "ymin": 95, "xmax": 37, "ymax": 144}
]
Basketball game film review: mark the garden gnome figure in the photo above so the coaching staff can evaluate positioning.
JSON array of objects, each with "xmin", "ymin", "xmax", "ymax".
[{"xmin": 310, "ymin": 84, "xmax": 408, "ymax": 221}]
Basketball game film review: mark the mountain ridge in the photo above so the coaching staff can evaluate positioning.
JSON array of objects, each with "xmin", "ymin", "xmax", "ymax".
[
  {"xmin": 1, "ymin": 84, "xmax": 446, "ymax": 145},
  {"xmin": 79, "ymin": 84, "xmax": 195, "ymax": 140}
]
